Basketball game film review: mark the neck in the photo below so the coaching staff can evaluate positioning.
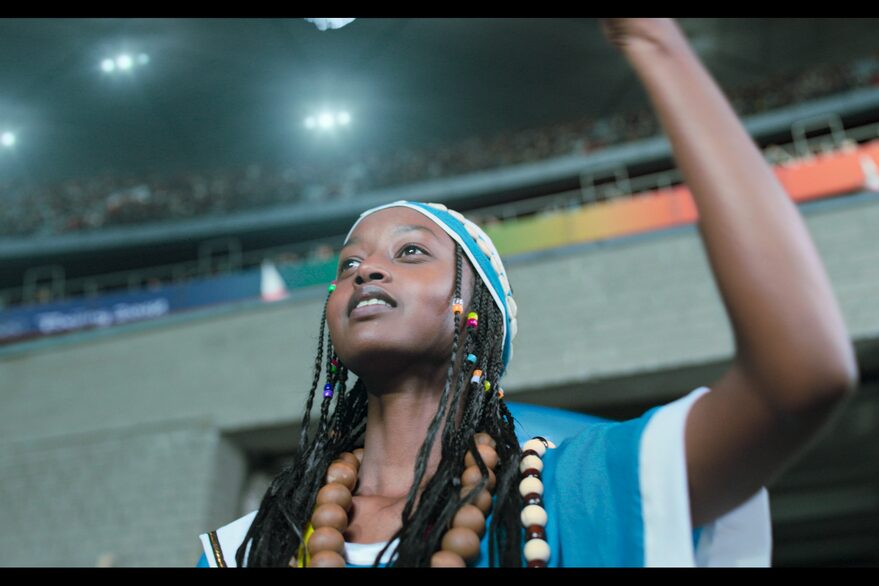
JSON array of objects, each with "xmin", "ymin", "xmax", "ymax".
[{"xmin": 354, "ymin": 355, "xmax": 467, "ymax": 500}]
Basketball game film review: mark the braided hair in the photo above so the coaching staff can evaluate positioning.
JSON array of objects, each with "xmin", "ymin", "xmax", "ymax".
[{"xmin": 236, "ymin": 241, "xmax": 523, "ymax": 567}]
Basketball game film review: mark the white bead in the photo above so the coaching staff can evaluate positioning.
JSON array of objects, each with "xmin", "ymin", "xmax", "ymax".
[
  {"xmin": 520, "ymin": 504, "xmax": 547, "ymax": 528},
  {"xmin": 546, "ymin": 439, "xmax": 556, "ymax": 449},
  {"xmin": 518, "ymin": 476, "xmax": 544, "ymax": 498},
  {"xmin": 509, "ymin": 319, "xmax": 518, "ymax": 340},
  {"xmin": 449, "ymin": 210, "xmax": 466, "ymax": 222},
  {"xmin": 427, "ymin": 202, "xmax": 447, "ymax": 211},
  {"xmin": 524, "ymin": 539, "xmax": 551, "ymax": 563},
  {"xmin": 490, "ymin": 255, "xmax": 503, "ymax": 274},
  {"xmin": 507, "ymin": 296, "xmax": 517, "ymax": 319},
  {"xmin": 523, "ymin": 439, "xmax": 546, "ymax": 457},
  {"xmin": 519, "ymin": 455, "xmax": 543, "ymax": 474}
]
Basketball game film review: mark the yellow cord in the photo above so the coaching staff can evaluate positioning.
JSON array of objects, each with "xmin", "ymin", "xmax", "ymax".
[{"xmin": 295, "ymin": 522, "xmax": 315, "ymax": 567}]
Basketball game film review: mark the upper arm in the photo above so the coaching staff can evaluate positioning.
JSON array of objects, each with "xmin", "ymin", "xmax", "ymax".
[{"xmin": 685, "ymin": 363, "xmax": 853, "ymax": 528}]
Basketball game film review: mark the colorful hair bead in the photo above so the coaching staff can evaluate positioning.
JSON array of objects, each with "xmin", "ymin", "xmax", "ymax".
[
  {"xmin": 483, "ymin": 381, "xmax": 491, "ymax": 392},
  {"xmin": 330, "ymin": 358, "xmax": 339, "ymax": 374},
  {"xmin": 466, "ymin": 354, "xmax": 477, "ymax": 364},
  {"xmin": 328, "ymin": 280, "xmax": 337, "ymax": 293},
  {"xmin": 452, "ymin": 297, "xmax": 464, "ymax": 315},
  {"xmin": 323, "ymin": 383, "xmax": 334, "ymax": 398},
  {"xmin": 498, "ymin": 388, "xmax": 505, "ymax": 400},
  {"xmin": 467, "ymin": 312, "xmax": 478, "ymax": 321},
  {"xmin": 471, "ymin": 369, "xmax": 484, "ymax": 385}
]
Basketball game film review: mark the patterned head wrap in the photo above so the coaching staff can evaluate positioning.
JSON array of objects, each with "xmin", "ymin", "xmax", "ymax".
[{"xmin": 344, "ymin": 200, "xmax": 518, "ymax": 376}]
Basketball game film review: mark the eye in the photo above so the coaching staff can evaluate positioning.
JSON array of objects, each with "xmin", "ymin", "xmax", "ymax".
[
  {"xmin": 339, "ymin": 258, "xmax": 359, "ymax": 272},
  {"xmin": 399, "ymin": 243, "xmax": 428, "ymax": 257}
]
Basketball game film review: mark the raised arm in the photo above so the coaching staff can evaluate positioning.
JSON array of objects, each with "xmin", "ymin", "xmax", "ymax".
[{"xmin": 601, "ymin": 18, "xmax": 859, "ymax": 528}]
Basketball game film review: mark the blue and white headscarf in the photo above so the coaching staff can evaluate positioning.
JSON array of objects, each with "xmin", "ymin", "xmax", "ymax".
[{"xmin": 344, "ymin": 200, "xmax": 518, "ymax": 376}]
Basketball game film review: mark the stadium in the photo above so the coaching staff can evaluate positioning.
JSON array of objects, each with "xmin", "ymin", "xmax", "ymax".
[{"xmin": 0, "ymin": 18, "xmax": 877, "ymax": 567}]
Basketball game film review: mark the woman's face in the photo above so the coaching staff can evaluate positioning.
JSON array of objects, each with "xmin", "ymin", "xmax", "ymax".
[{"xmin": 326, "ymin": 207, "xmax": 475, "ymax": 378}]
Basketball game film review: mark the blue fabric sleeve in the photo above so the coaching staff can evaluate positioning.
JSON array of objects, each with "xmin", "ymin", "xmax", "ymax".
[
  {"xmin": 196, "ymin": 552, "xmax": 210, "ymax": 567},
  {"xmin": 542, "ymin": 413, "xmax": 655, "ymax": 567}
]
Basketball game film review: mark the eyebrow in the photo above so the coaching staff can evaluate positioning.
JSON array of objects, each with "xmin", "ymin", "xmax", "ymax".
[{"xmin": 341, "ymin": 224, "xmax": 440, "ymax": 250}]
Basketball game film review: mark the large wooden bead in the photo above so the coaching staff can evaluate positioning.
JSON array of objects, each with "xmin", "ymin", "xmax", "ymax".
[
  {"xmin": 464, "ymin": 444, "xmax": 499, "ymax": 469},
  {"xmin": 325, "ymin": 461, "xmax": 357, "ymax": 491},
  {"xmin": 460, "ymin": 487, "xmax": 493, "ymax": 514},
  {"xmin": 452, "ymin": 504, "xmax": 486, "ymax": 537},
  {"xmin": 431, "ymin": 550, "xmax": 467, "ymax": 567},
  {"xmin": 336, "ymin": 452, "xmax": 360, "ymax": 470},
  {"xmin": 461, "ymin": 465, "xmax": 496, "ymax": 492},
  {"xmin": 441, "ymin": 527, "xmax": 481, "ymax": 561},
  {"xmin": 518, "ymin": 476, "xmax": 544, "ymax": 498},
  {"xmin": 522, "ymin": 438, "xmax": 547, "ymax": 457},
  {"xmin": 311, "ymin": 503, "xmax": 348, "ymax": 532},
  {"xmin": 308, "ymin": 549, "xmax": 347, "ymax": 567},
  {"xmin": 316, "ymin": 482, "xmax": 353, "ymax": 511},
  {"xmin": 474, "ymin": 432, "xmax": 497, "ymax": 448},
  {"xmin": 520, "ymin": 504, "xmax": 548, "ymax": 528},
  {"xmin": 519, "ymin": 454, "xmax": 543, "ymax": 474},
  {"xmin": 524, "ymin": 538, "xmax": 551, "ymax": 563},
  {"xmin": 352, "ymin": 448, "xmax": 364, "ymax": 464},
  {"xmin": 307, "ymin": 527, "xmax": 345, "ymax": 556}
]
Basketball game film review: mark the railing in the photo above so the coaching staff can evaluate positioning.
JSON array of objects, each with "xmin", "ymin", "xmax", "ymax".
[{"xmin": 3, "ymin": 118, "xmax": 878, "ymax": 312}]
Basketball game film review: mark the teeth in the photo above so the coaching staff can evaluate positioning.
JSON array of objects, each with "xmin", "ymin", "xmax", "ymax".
[{"xmin": 355, "ymin": 298, "xmax": 391, "ymax": 309}]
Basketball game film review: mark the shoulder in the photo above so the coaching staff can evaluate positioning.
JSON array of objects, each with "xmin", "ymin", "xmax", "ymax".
[{"xmin": 198, "ymin": 510, "xmax": 259, "ymax": 567}]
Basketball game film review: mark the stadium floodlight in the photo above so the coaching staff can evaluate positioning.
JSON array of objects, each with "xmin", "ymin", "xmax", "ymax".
[
  {"xmin": 305, "ymin": 18, "xmax": 356, "ymax": 31},
  {"xmin": 337, "ymin": 111, "xmax": 351, "ymax": 126},
  {"xmin": 1, "ymin": 132, "xmax": 16, "ymax": 148},
  {"xmin": 101, "ymin": 58, "xmax": 116, "ymax": 73},
  {"xmin": 318, "ymin": 112, "xmax": 335, "ymax": 129},
  {"xmin": 116, "ymin": 54, "xmax": 134, "ymax": 71}
]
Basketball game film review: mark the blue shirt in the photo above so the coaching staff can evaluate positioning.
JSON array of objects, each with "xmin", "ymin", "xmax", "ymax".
[{"xmin": 198, "ymin": 389, "xmax": 769, "ymax": 567}]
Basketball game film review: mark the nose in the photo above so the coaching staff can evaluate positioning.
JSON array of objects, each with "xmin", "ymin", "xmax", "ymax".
[{"xmin": 354, "ymin": 260, "xmax": 388, "ymax": 284}]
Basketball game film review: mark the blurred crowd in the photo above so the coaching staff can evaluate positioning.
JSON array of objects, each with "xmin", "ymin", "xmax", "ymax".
[{"xmin": 2, "ymin": 50, "xmax": 878, "ymax": 239}]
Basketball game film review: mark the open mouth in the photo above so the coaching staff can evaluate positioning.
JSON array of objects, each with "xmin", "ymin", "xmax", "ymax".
[{"xmin": 350, "ymin": 299, "xmax": 394, "ymax": 318}]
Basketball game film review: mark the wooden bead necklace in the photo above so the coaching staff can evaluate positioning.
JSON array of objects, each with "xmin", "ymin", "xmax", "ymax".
[{"xmin": 294, "ymin": 434, "xmax": 555, "ymax": 567}]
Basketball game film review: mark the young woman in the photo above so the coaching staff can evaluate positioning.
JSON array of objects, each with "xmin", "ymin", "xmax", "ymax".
[{"xmin": 197, "ymin": 18, "xmax": 858, "ymax": 567}]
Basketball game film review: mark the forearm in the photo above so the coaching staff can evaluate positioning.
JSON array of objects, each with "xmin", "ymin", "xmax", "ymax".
[{"xmin": 621, "ymin": 22, "xmax": 858, "ymax": 407}]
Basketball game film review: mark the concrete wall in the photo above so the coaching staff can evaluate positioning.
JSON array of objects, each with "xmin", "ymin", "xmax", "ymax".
[{"xmin": 1, "ymin": 192, "xmax": 877, "ymax": 566}]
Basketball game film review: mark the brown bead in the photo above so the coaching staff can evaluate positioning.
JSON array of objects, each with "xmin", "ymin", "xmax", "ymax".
[
  {"xmin": 431, "ymin": 550, "xmax": 467, "ymax": 567},
  {"xmin": 523, "ymin": 492, "xmax": 542, "ymax": 507},
  {"xmin": 461, "ymin": 465, "xmax": 496, "ymax": 492},
  {"xmin": 460, "ymin": 487, "xmax": 493, "ymax": 514},
  {"xmin": 308, "ymin": 550, "xmax": 347, "ymax": 567},
  {"xmin": 521, "ymin": 449, "xmax": 540, "ymax": 459},
  {"xmin": 526, "ymin": 524, "xmax": 546, "ymax": 541},
  {"xmin": 352, "ymin": 448, "xmax": 364, "ymax": 464},
  {"xmin": 307, "ymin": 526, "xmax": 346, "ymax": 556},
  {"xmin": 464, "ymin": 444, "xmax": 499, "ymax": 469},
  {"xmin": 527, "ymin": 559, "xmax": 547, "ymax": 568},
  {"xmin": 441, "ymin": 527, "xmax": 481, "ymax": 561},
  {"xmin": 325, "ymin": 461, "xmax": 357, "ymax": 490},
  {"xmin": 336, "ymin": 452, "xmax": 360, "ymax": 470},
  {"xmin": 520, "ymin": 468, "xmax": 541, "ymax": 479},
  {"xmin": 316, "ymin": 482, "xmax": 353, "ymax": 511},
  {"xmin": 452, "ymin": 504, "xmax": 486, "ymax": 537},
  {"xmin": 311, "ymin": 503, "xmax": 348, "ymax": 532},
  {"xmin": 474, "ymin": 432, "xmax": 497, "ymax": 448}
]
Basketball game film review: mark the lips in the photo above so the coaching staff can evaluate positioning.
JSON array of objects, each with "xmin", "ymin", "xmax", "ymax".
[{"xmin": 347, "ymin": 285, "xmax": 398, "ymax": 316}]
